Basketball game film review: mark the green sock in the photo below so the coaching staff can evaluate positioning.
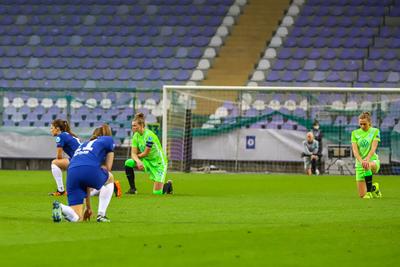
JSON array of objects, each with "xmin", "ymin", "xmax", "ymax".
[
  {"xmin": 152, "ymin": 189, "xmax": 163, "ymax": 195},
  {"xmin": 365, "ymin": 169, "xmax": 372, "ymax": 176}
]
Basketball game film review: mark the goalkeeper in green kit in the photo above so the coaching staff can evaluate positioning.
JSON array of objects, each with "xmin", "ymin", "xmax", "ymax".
[
  {"xmin": 124, "ymin": 113, "xmax": 173, "ymax": 195},
  {"xmin": 351, "ymin": 112, "xmax": 382, "ymax": 199}
]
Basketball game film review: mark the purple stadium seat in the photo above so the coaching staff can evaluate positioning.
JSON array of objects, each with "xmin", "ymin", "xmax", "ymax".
[
  {"xmin": 296, "ymin": 71, "xmax": 311, "ymax": 82},
  {"xmin": 345, "ymin": 60, "xmax": 360, "ymax": 71},
  {"xmin": 81, "ymin": 58, "xmax": 96, "ymax": 69},
  {"xmin": 132, "ymin": 70, "xmax": 145, "ymax": 80},
  {"xmin": 292, "ymin": 49, "xmax": 307, "ymax": 59},
  {"xmin": 312, "ymin": 71, "xmax": 326, "ymax": 82},
  {"xmin": 266, "ymin": 71, "xmax": 280, "ymax": 82},
  {"xmin": 358, "ymin": 72, "xmax": 371, "ymax": 83},
  {"xmin": 61, "ymin": 70, "xmax": 74, "ymax": 80},
  {"xmin": 286, "ymin": 60, "xmax": 302, "ymax": 70},
  {"xmin": 342, "ymin": 72, "xmax": 356, "ymax": 82},
  {"xmin": 332, "ymin": 61, "xmax": 345, "ymax": 71},
  {"xmin": 318, "ymin": 60, "xmax": 331, "ymax": 71},
  {"xmin": 272, "ymin": 60, "xmax": 286, "ymax": 70},
  {"xmin": 117, "ymin": 70, "xmax": 130, "ymax": 81},
  {"xmin": 126, "ymin": 59, "xmax": 139, "ymax": 69},
  {"xmin": 326, "ymin": 71, "xmax": 340, "ymax": 82},
  {"xmin": 383, "ymin": 50, "xmax": 397, "ymax": 60},
  {"xmin": 281, "ymin": 71, "xmax": 296, "ymax": 82},
  {"xmin": 372, "ymin": 72, "xmax": 387, "ymax": 83},
  {"xmin": 277, "ymin": 48, "xmax": 292, "ymax": 59},
  {"xmin": 19, "ymin": 47, "xmax": 32, "ymax": 57},
  {"xmin": 313, "ymin": 37, "xmax": 327, "ymax": 48},
  {"xmin": 309, "ymin": 49, "xmax": 322, "ymax": 59}
]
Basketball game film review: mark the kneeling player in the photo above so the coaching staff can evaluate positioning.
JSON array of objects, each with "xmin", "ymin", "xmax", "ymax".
[
  {"xmin": 351, "ymin": 112, "xmax": 382, "ymax": 199},
  {"xmin": 52, "ymin": 124, "xmax": 116, "ymax": 222},
  {"xmin": 124, "ymin": 113, "xmax": 173, "ymax": 195}
]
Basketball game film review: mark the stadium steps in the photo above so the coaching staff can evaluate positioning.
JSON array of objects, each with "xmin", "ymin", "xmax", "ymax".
[{"xmin": 202, "ymin": 0, "xmax": 290, "ymax": 86}]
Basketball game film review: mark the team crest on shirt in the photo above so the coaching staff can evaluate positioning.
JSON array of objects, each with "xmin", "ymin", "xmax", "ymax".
[
  {"xmin": 55, "ymin": 136, "xmax": 61, "ymax": 143},
  {"xmin": 360, "ymin": 139, "xmax": 369, "ymax": 148}
]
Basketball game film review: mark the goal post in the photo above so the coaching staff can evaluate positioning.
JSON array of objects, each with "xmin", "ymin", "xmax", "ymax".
[{"xmin": 162, "ymin": 85, "xmax": 400, "ymax": 174}]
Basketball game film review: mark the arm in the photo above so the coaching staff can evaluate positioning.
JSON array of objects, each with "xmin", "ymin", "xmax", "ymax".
[
  {"xmin": 83, "ymin": 187, "xmax": 92, "ymax": 221},
  {"xmin": 56, "ymin": 147, "xmax": 64, "ymax": 159},
  {"xmin": 104, "ymin": 152, "xmax": 114, "ymax": 171},
  {"xmin": 131, "ymin": 147, "xmax": 144, "ymax": 170},
  {"xmin": 365, "ymin": 140, "xmax": 379, "ymax": 162},
  {"xmin": 138, "ymin": 147, "xmax": 151, "ymax": 158},
  {"xmin": 352, "ymin": 142, "xmax": 363, "ymax": 163},
  {"xmin": 303, "ymin": 141, "xmax": 312, "ymax": 155}
]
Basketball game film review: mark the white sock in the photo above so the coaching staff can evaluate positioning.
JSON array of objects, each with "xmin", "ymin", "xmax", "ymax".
[
  {"xmin": 98, "ymin": 183, "xmax": 114, "ymax": 217},
  {"xmin": 51, "ymin": 164, "xmax": 64, "ymax": 192},
  {"xmin": 90, "ymin": 188, "xmax": 100, "ymax": 197},
  {"xmin": 60, "ymin": 203, "xmax": 79, "ymax": 222}
]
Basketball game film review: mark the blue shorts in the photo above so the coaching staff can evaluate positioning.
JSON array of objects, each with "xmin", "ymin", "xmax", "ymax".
[{"xmin": 66, "ymin": 165, "xmax": 109, "ymax": 206}]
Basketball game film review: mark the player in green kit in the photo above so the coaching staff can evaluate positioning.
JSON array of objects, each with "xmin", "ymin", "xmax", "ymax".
[
  {"xmin": 124, "ymin": 113, "xmax": 173, "ymax": 195},
  {"xmin": 351, "ymin": 112, "xmax": 382, "ymax": 199}
]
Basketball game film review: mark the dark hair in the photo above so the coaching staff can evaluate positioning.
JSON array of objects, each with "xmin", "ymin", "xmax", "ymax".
[
  {"xmin": 51, "ymin": 119, "xmax": 78, "ymax": 138},
  {"xmin": 90, "ymin": 124, "xmax": 112, "ymax": 141},
  {"xmin": 313, "ymin": 120, "xmax": 319, "ymax": 126},
  {"xmin": 133, "ymin": 112, "xmax": 145, "ymax": 127}
]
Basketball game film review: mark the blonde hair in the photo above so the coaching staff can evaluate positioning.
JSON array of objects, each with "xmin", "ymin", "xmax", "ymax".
[
  {"xmin": 359, "ymin": 111, "xmax": 372, "ymax": 125},
  {"xmin": 90, "ymin": 124, "xmax": 112, "ymax": 141},
  {"xmin": 133, "ymin": 112, "xmax": 145, "ymax": 127}
]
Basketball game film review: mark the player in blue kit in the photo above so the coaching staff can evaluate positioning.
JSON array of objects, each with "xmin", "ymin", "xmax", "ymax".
[
  {"xmin": 49, "ymin": 119, "xmax": 122, "ymax": 198},
  {"xmin": 52, "ymin": 124, "xmax": 116, "ymax": 223},
  {"xmin": 49, "ymin": 119, "xmax": 80, "ymax": 196}
]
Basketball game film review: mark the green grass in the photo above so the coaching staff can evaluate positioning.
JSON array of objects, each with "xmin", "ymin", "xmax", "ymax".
[{"xmin": 0, "ymin": 170, "xmax": 399, "ymax": 267}]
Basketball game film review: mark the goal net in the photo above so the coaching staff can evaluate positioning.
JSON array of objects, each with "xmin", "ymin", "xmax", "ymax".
[{"xmin": 162, "ymin": 86, "xmax": 400, "ymax": 175}]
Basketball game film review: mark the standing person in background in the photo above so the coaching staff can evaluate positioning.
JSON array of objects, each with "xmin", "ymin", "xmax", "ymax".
[
  {"xmin": 311, "ymin": 120, "xmax": 323, "ymax": 175},
  {"xmin": 302, "ymin": 132, "xmax": 319, "ymax": 176},
  {"xmin": 49, "ymin": 119, "xmax": 80, "ymax": 196},
  {"xmin": 124, "ymin": 113, "xmax": 173, "ymax": 195},
  {"xmin": 351, "ymin": 112, "xmax": 382, "ymax": 199}
]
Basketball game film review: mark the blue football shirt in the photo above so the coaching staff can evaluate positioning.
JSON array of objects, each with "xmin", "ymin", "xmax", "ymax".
[
  {"xmin": 55, "ymin": 132, "xmax": 81, "ymax": 158},
  {"xmin": 69, "ymin": 136, "xmax": 115, "ymax": 168}
]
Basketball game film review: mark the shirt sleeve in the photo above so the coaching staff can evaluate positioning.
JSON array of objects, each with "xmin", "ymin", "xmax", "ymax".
[
  {"xmin": 303, "ymin": 141, "xmax": 311, "ymax": 155},
  {"xmin": 145, "ymin": 135, "xmax": 154, "ymax": 148},
  {"xmin": 131, "ymin": 134, "xmax": 138, "ymax": 148},
  {"xmin": 107, "ymin": 136, "xmax": 115, "ymax": 152},
  {"xmin": 373, "ymin": 129, "xmax": 381, "ymax": 142},
  {"xmin": 351, "ymin": 131, "xmax": 356, "ymax": 143},
  {"xmin": 55, "ymin": 134, "xmax": 64, "ymax": 148}
]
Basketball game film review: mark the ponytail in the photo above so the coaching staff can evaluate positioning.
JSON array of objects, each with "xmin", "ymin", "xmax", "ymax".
[
  {"xmin": 51, "ymin": 119, "xmax": 78, "ymax": 138},
  {"xmin": 133, "ymin": 112, "xmax": 146, "ymax": 127},
  {"xmin": 90, "ymin": 124, "xmax": 112, "ymax": 141}
]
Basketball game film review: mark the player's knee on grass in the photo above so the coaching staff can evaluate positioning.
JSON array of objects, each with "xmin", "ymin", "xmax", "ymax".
[{"xmin": 153, "ymin": 189, "xmax": 163, "ymax": 195}]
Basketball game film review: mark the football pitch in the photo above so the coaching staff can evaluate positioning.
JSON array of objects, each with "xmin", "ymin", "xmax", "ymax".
[{"xmin": 0, "ymin": 170, "xmax": 399, "ymax": 267}]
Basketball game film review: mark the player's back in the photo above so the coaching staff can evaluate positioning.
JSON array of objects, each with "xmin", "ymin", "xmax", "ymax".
[
  {"xmin": 55, "ymin": 132, "xmax": 80, "ymax": 158},
  {"xmin": 69, "ymin": 136, "xmax": 115, "ymax": 168}
]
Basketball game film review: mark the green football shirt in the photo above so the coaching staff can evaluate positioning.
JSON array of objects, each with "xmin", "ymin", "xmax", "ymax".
[
  {"xmin": 132, "ymin": 129, "xmax": 167, "ymax": 164},
  {"xmin": 351, "ymin": 127, "xmax": 380, "ymax": 165}
]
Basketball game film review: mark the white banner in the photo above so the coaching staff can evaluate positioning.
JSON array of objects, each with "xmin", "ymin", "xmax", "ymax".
[{"xmin": 192, "ymin": 129, "xmax": 314, "ymax": 161}]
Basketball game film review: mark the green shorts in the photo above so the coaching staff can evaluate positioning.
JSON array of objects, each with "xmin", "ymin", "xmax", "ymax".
[
  {"xmin": 125, "ymin": 158, "xmax": 167, "ymax": 183},
  {"xmin": 355, "ymin": 159, "xmax": 380, "ymax": 181}
]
